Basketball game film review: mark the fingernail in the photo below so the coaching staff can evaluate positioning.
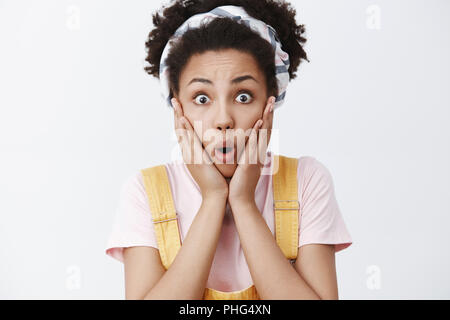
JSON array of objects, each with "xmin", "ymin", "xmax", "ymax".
[{"xmin": 270, "ymin": 104, "xmax": 274, "ymax": 113}]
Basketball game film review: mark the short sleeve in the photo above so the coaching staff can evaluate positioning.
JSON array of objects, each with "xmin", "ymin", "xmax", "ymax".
[
  {"xmin": 105, "ymin": 171, "xmax": 158, "ymax": 263},
  {"xmin": 297, "ymin": 157, "xmax": 353, "ymax": 253}
]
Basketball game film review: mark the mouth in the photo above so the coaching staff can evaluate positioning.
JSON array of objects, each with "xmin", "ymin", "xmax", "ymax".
[{"xmin": 213, "ymin": 140, "xmax": 236, "ymax": 164}]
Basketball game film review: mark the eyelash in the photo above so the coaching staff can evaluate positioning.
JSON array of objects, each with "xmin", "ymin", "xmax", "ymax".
[{"xmin": 192, "ymin": 90, "xmax": 254, "ymax": 105}]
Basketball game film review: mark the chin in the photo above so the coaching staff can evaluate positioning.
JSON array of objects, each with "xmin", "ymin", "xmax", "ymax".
[{"xmin": 215, "ymin": 163, "xmax": 237, "ymax": 178}]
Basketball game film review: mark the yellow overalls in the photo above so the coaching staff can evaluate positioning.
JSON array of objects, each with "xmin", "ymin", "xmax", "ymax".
[{"xmin": 140, "ymin": 154, "xmax": 299, "ymax": 300}]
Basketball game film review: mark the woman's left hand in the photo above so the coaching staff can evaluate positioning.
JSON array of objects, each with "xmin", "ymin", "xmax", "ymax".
[{"xmin": 228, "ymin": 96, "xmax": 275, "ymax": 207}]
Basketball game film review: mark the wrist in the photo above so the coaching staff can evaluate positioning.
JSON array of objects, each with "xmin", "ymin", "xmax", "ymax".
[
  {"xmin": 228, "ymin": 196, "xmax": 257, "ymax": 211},
  {"xmin": 202, "ymin": 193, "xmax": 228, "ymax": 204}
]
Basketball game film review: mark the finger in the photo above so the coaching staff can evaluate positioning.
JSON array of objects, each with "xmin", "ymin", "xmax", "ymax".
[
  {"xmin": 172, "ymin": 98, "xmax": 181, "ymax": 130},
  {"xmin": 172, "ymin": 98, "xmax": 184, "ymax": 117},
  {"xmin": 238, "ymin": 119, "xmax": 259, "ymax": 165},
  {"xmin": 262, "ymin": 96, "xmax": 275, "ymax": 130},
  {"xmin": 173, "ymin": 99, "xmax": 198, "ymax": 165},
  {"xmin": 173, "ymin": 99, "xmax": 188, "ymax": 149},
  {"xmin": 179, "ymin": 117, "xmax": 196, "ymax": 164},
  {"xmin": 172, "ymin": 98, "xmax": 184, "ymax": 128},
  {"xmin": 259, "ymin": 97, "xmax": 274, "ymax": 146},
  {"xmin": 239, "ymin": 119, "xmax": 263, "ymax": 165},
  {"xmin": 172, "ymin": 99, "xmax": 194, "ymax": 163},
  {"xmin": 258, "ymin": 97, "xmax": 275, "ymax": 164},
  {"xmin": 251, "ymin": 119, "xmax": 263, "ymax": 165},
  {"xmin": 177, "ymin": 117, "xmax": 193, "ymax": 164},
  {"xmin": 180, "ymin": 116, "xmax": 213, "ymax": 165},
  {"xmin": 263, "ymin": 96, "xmax": 275, "ymax": 118}
]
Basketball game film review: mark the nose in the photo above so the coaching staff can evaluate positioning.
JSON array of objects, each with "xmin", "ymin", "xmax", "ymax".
[{"xmin": 213, "ymin": 104, "xmax": 234, "ymax": 131}]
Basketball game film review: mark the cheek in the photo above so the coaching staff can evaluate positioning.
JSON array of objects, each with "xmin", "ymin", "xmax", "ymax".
[
  {"xmin": 235, "ymin": 108, "xmax": 261, "ymax": 130},
  {"xmin": 233, "ymin": 106, "xmax": 265, "ymax": 151},
  {"xmin": 183, "ymin": 111, "xmax": 207, "ymax": 136},
  {"xmin": 187, "ymin": 118, "xmax": 214, "ymax": 147}
]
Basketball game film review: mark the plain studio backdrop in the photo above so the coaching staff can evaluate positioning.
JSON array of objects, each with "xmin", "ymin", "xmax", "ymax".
[{"xmin": 0, "ymin": 0, "xmax": 449, "ymax": 299}]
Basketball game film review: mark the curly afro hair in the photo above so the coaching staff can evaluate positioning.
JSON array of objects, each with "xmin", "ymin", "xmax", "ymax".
[{"xmin": 144, "ymin": 0, "xmax": 309, "ymax": 104}]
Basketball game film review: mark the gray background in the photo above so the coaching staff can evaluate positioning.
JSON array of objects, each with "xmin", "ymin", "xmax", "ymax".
[{"xmin": 1, "ymin": 0, "xmax": 449, "ymax": 299}]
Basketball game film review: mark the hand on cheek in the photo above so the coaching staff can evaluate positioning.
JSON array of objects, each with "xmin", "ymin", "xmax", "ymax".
[
  {"xmin": 172, "ymin": 97, "xmax": 229, "ymax": 200},
  {"xmin": 228, "ymin": 96, "xmax": 276, "ymax": 207}
]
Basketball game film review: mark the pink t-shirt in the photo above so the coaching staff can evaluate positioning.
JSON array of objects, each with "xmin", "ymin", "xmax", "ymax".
[{"xmin": 105, "ymin": 151, "xmax": 352, "ymax": 292}]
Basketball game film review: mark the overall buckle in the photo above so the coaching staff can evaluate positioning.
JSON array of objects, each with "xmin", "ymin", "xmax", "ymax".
[
  {"xmin": 273, "ymin": 200, "xmax": 300, "ymax": 211},
  {"xmin": 152, "ymin": 212, "xmax": 179, "ymax": 224}
]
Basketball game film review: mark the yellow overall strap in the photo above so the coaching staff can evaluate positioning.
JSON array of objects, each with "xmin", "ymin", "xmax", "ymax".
[
  {"xmin": 141, "ymin": 165, "xmax": 181, "ymax": 270},
  {"xmin": 272, "ymin": 155, "xmax": 300, "ymax": 260}
]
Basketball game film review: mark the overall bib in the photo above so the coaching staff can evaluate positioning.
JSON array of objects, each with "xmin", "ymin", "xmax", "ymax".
[{"xmin": 140, "ymin": 154, "xmax": 300, "ymax": 300}]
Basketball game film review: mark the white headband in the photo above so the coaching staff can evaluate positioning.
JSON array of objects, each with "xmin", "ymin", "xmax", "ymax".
[{"xmin": 158, "ymin": 5, "xmax": 291, "ymax": 110}]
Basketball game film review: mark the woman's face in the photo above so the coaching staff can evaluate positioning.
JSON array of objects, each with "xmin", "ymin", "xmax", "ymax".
[{"xmin": 174, "ymin": 49, "xmax": 273, "ymax": 178}]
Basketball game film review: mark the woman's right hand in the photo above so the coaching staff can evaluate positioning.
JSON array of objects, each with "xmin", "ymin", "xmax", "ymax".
[{"xmin": 172, "ymin": 98, "xmax": 229, "ymax": 200}]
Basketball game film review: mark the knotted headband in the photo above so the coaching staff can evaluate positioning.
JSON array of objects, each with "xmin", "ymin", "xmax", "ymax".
[{"xmin": 159, "ymin": 5, "xmax": 291, "ymax": 110}]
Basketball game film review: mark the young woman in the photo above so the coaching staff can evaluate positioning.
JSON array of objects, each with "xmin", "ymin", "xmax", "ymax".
[{"xmin": 105, "ymin": 0, "xmax": 352, "ymax": 300}]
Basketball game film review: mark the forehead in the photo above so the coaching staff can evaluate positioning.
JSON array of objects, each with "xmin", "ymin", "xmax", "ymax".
[{"xmin": 179, "ymin": 49, "xmax": 264, "ymax": 86}]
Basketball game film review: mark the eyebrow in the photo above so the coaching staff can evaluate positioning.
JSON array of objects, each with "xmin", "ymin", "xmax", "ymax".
[{"xmin": 187, "ymin": 75, "xmax": 258, "ymax": 86}]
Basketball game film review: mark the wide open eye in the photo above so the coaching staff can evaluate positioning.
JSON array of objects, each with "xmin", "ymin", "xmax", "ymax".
[
  {"xmin": 194, "ymin": 94, "xmax": 210, "ymax": 105},
  {"xmin": 235, "ymin": 92, "xmax": 253, "ymax": 104}
]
